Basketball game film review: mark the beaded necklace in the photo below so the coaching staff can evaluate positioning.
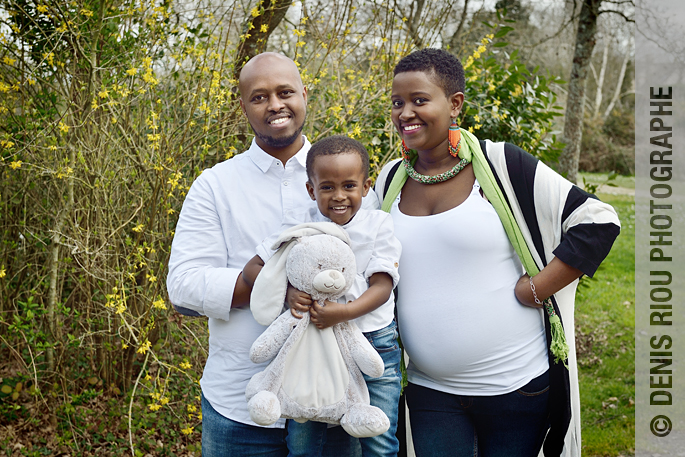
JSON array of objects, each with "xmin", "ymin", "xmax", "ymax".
[{"xmin": 401, "ymin": 124, "xmax": 471, "ymax": 184}]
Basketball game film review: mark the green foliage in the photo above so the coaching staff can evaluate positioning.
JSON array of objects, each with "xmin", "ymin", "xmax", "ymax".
[
  {"xmin": 579, "ymin": 108, "xmax": 635, "ymax": 175},
  {"xmin": 459, "ymin": 25, "xmax": 564, "ymax": 163}
]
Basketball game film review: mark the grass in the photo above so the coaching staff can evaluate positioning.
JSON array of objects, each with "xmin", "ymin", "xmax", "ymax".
[
  {"xmin": 576, "ymin": 192, "xmax": 635, "ymax": 456},
  {"xmin": 579, "ymin": 172, "xmax": 635, "ymax": 190}
]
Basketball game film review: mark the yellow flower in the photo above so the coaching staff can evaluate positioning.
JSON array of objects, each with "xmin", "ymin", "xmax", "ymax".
[
  {"xmin": 98, "ymin": 89, "xmax": 109, "ymax": 98},
  {"xmin": 132, "ymin": 223, "xmax": 144, "ymax": 232},
  {"xmin": 474, "ymin": 123, "xmax": 482, "ymax": 130},
  {"xmin": 81, "ymin": 8, "xmax": 93, "ymax": 17},
  {"xmin": 126, "ymin": 67, "xmax": 137, "ymax": 76},
  {"xmin": 122, "ymin": 343, "xmax": 128, "ymax": 349},
  {"xmin": 145, "ymin": 374, "xmax": 151, "ymax": 381},
  {"xmin": 36, "ymin": 4, "xmax": 48, "ymax": 13},
  {"xmin": 58, "ymin": 122, "xmax": 69, "ymax": 134},
  {"xmin": 250, "ymin": 7, "xmax": 260, "ymax": 17},
  {"xmin": 160, "ymin": 397, "xmax": 169, "ymax": 405},
  {"xmin": 260, "ymin": 24, "xmax": 268, "ymax": 33},
  {"xmin": 187, "ymin": 404, "xmax": 197, "ymax": 413},
  {"xmin": 10, "ymin": 161, "xmax": 22, "ymax": 169},
  {"xmin": 137, "ymin": 340, "xmax": 151, "ymax": 354},
  {"xmin": 0, "ymin": 268, "xmax": 5, "ymax": 278},
  {"xmin": 181, "ymin": 427, "xmax": 194, "ymax": 435},
  {"xmin": 153, "ymin": 298, "xmax": 167, "ymax": 310},
  {"xmin": 179, "ymin": 361, "xmax": 192, "ymax": 370},
  {"xmin": 149, "ymin": 403, "xmax": 162, "ymax": 411},
  {"xmin": 351, "ymin": 125, "xmax": 362, "ymax": 138},
  {"xmin": 3, "ymin": 56, "xmax": 16, "ymax": 66},
  {"xmin": 473, "ymin": 114, "xmax": 480, "ymax": 123}
]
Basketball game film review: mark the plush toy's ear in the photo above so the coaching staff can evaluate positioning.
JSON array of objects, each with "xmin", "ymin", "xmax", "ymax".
[
  {"xmin": 251, "ymin": 222, "xmax": 352, "ymax": 326},
  {"xmin": 251, "ymin": 240, "xmax": 296, "ymax": 326}
]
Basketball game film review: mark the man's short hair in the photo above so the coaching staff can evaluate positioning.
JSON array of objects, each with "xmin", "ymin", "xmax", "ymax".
[
  {"xmin": 306, "ymin": 135, "xmax": 370, "ymax": 180},
  {"xmin": 394, "ymin": 48, "xmax": 465, "ymax": 96}
]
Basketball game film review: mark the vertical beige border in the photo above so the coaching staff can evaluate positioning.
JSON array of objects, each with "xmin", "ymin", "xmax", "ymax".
[{"xmin": 635, "ymin": 0, "xmax": 685, "ymax": 454}]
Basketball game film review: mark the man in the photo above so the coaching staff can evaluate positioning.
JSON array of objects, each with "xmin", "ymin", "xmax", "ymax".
[{"xmin": 167, "ymin": 53, "xmax": 361, "ymax": 456}]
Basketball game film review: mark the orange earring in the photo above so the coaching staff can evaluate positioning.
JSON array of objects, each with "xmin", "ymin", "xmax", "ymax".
[{"xmin": 448, "ymin": 121, "xmax": 461, "ymax": 158}]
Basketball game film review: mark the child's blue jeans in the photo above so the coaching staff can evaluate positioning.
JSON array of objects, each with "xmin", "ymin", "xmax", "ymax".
[{"xmin": 286, "ymin": 321, "xmax": 402, "ymax": 457}]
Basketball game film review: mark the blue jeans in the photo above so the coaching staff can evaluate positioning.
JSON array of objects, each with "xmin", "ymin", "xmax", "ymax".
[
  {"xmin": 286, "ymin": 422, "xmax": 361, "ymax": 457},
  {"xmin": 287, "ymin": 321, "xmax": 402, "ymax": 457},
  {"xmin": 202, "ymin": 393, "xmax": 287, "ymax": 457},
  {"xmin": 201, "ymin": 393, "xmax": 359, "ymax": 456},
  {"xmin": 406, "ymin": 370, "xmax": 550, "ymax": 457}
]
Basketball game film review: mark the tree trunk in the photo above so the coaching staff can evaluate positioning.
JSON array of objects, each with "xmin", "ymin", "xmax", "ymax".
[
  {"xmin": 558, "ymin": 0, "xmax": 601, "ymax": 184},
  {"xmin": 603, "ymin": 35, "xmax": 632, "ymax": 119},
  {"xmin": 593, "ymin": 37, "xmax": 610, "ymax": 118},
  {"xmin": 232, "ymin": 0, "xmax": 295, "ymax": 79}
]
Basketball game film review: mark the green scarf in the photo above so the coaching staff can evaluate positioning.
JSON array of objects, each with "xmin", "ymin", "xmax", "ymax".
[{"xmin": 381, "ymin": 129, "xmax": 569, "ymax": 366}]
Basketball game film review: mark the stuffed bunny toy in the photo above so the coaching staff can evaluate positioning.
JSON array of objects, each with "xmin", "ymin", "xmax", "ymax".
[{"xmin": 246, "ymin": 222, "xmax": 390, "ymax": 438}]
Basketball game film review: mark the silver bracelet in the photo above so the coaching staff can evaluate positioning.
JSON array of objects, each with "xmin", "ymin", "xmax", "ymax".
[{"xmin": 529, "ymin": 276, "xmax": 544, "ymax": 306}]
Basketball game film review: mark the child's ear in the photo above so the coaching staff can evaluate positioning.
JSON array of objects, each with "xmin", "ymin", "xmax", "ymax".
[
  {"xmin": 305, "ymin": 181, "xmax": 316, "ymax": 201},
  {"xmin": 362, "ymin": 177, "xmax": 372, "ymax": 197}
]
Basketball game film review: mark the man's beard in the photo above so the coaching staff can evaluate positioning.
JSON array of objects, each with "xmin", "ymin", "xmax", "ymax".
[{"xmin": 251, "ymin": 119, "xmax": 305, "ymax": 149}]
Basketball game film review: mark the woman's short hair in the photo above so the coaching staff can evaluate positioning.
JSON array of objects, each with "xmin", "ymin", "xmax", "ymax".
[{"xmin": 394, "ymin": 48, "xmax": 465, "ymax": 96}]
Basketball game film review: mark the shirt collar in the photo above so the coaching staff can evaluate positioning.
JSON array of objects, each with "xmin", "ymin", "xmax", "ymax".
[{"xmin": 247, "ymin": 136, "xmax": 311, "ymax": 173}]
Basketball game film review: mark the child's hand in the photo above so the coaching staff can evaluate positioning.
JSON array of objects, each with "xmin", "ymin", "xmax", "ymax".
[
  {"xmin": 286, "ymin": 284, "xmax": 312, "ymax": 318},
  {"xmin": 309, "ymin": 300, "xmax": 349, "ymax": 329}
]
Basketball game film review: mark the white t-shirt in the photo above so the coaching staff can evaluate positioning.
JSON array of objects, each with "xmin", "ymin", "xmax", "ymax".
[
  {"xmin": 391, "ymin": 180, "xmax": 548, "ymax": 395},
  {"xmin": 257, "ymin": 207, "xmax": 401, "ymax": 333}
]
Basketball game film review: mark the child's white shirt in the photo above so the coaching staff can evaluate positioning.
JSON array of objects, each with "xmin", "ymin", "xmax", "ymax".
[{"xmin": 256, "ymin": 205, "xmax": 401, "ymax": 333}]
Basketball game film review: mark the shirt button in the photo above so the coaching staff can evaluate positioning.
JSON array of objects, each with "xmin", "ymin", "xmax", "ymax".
[{"xmin": 283, "ymin": 181, "xmax": 289, "ymax": 186}]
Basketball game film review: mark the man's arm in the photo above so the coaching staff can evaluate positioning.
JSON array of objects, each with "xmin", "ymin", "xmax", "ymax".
[{"xmin": 166, "ymin": 172, "xmax": 244, "ymax": 320}]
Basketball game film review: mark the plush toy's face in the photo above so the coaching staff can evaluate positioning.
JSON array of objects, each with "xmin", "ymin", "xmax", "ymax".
[{"xmin": 286, "ymin": 235, "xmax": 357, "ymax": 302}]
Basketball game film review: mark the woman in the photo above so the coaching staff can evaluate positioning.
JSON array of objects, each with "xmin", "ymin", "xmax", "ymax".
[{"xmin": 375, "ymin": 48, "xmax": 620, "ymax": 456}]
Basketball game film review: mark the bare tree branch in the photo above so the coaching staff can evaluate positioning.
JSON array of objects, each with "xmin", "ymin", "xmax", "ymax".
[{"xmin": 598, "ymin": 9, "xmax": 634, "ymax": 21}]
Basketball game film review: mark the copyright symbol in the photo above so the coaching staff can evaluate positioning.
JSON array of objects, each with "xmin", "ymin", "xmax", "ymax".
[{"xmin": 650, "ymin": 415, "xmax": 672, "ymax": 437}]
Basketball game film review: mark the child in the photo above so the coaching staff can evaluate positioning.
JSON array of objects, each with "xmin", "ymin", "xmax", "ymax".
[{"xmin": 242, "ymin": 135, "xmax": 402, "ymax": 457}]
